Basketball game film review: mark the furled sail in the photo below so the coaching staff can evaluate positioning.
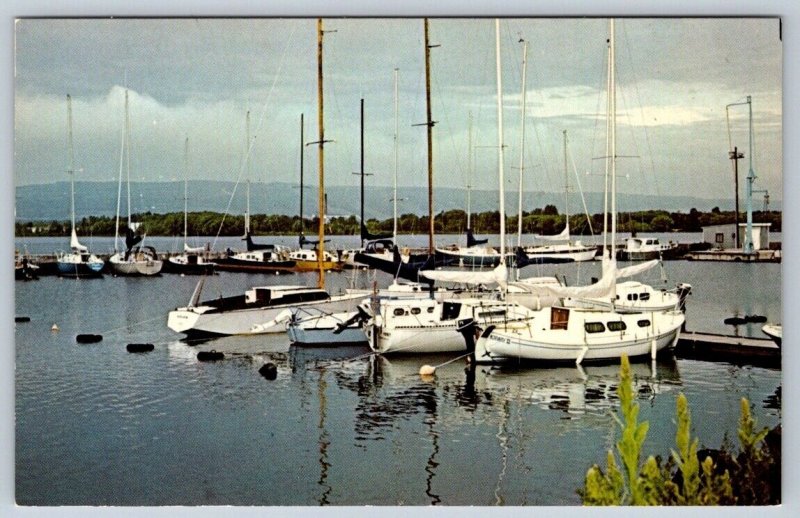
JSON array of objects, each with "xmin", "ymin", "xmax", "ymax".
[
  {"xmin": 533, "ymin": 223, "xmax": 570, "ymax": 242},
  {"xmin": 421, "ymin": 263, "xmax": 508, "ymax": 287}
]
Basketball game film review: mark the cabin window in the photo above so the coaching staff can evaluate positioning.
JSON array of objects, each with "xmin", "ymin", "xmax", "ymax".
[
  {"xmin": 551, "ymin": 307, "xmax": 569, "ymax": 330},
  {"xmin": 427, "ymin": 307, "xmax": 434, "ymax": 313},
  {"xmin": 585, "ymin": 322, "xmax": 606, "ymax": 333},
  {"xmin": 637, "ymin": 319, "xmax": 651, "ymax": 328},
  {"xmin": 627, "ymin": 293, "xmax": 638, "ymax": 301},
  {"xmin": 411, "ymin": 307, "xmax": 421, "ymax": 315},
  {"xmin": 393, "ymin": 308, "xmax": 405, "ymax": 317},
  {"xmin": 441, "ymin": 302, "xmax": 461, "ymax": 321},
  {"xmin": 607, "ymin": 321, "xmax": 627, "ymax": 332},
  {"xmin": 715, "ymin": 233, "xmax": 724, "ymax": 244},
  {"xmin": 639, "ymin": 292, "xmax": 650, "ymax": 301}
]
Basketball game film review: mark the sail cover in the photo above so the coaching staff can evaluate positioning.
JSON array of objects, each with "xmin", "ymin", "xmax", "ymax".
[
  {"xmin": 616, "ymin": 259, "xmax": 659, "ymax": 279},
  {"xmin": 533, "ymin": 223, "xmax": 570, "ymax": 242},
  {"xmin": 70, "ymin": 229, "xmax": 88, "ymax": 253},
  {"xmin": 421, "ymin": 263, "xmax": 508, "ymax": 287},
  {"xmin": 510, "ymin": 257, "xmax": 616, "ymax": 300}
]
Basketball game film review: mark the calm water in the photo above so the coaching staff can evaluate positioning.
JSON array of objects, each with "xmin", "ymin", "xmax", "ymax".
[{"xmin": 14, "ymin": 235, "xmax": 781, "ymax": 505}]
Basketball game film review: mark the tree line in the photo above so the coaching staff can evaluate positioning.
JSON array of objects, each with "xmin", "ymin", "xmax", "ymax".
[{"xmin": 14, "ymin": 206, "xmax": 782, "ymax": 238}]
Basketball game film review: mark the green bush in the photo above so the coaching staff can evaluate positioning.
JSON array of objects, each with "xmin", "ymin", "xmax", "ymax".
[{"xmin": 580, "ymin": 355, "xmax": 779, "ymax": 505}]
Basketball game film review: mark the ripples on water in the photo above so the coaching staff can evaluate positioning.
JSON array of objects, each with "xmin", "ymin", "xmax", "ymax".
[{"xmin": 14, "ymin": 253, "xmax": 781, "ymax": 506}]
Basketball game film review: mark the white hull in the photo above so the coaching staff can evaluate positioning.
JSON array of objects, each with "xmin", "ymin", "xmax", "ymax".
[
  {"xmin": 474, "ymin": 306, "xmax": 685, "ymax": 364},
  {"xmin": 167, "ymin": 292, "xmax": 363, "ymax": 337},
  {"xmin": 366, "ymin": 297, "xmax": 530, "ymax": 355},
  {"xmin": 761, "ymin": 324, "xmax": 782, "ymax": 347},
  {"xmin": 523, "ymin": 244, "xmax": 597, "ymax": 263},
  {"xmin": 109, "ymin": 254, "xmax": 163, "ymax": 276},
  {"xmin": 287, "ymin": 311, "xmax": 368, "ymax": 346}
]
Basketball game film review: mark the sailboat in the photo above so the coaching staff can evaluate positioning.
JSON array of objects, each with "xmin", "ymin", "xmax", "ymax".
[
  {"xmin": 522, "ymin": 130, "xmax": 597, "ymax": 263},
  {"xmin": 362, "ymin": 19, "xmax": 535, "ymax": 354},
  {"xmin": 341, "ymin": 98, "xmax": 395, "ymax": 269},
  {"xmin": 435, "ymin": 113, "xmax": 504, "ymax": 268},
  {"xmin": 168, "ymin": 19, "xmax": 363, "ymax": 338},
  {"xmin": 108, "ymin": 88, "xmax": 163, "ymax": 276},
  {"xmin": 165, "ymin": 136, "xmax": 216, "ymax": 275},
  {"xmin": 473, "ymin": 19, "xmax": 685, "ymax": 365},
  {"xmin": 56, "ymin": 94, "xmax": 105, "ymax": 278},
  {"xmin": 214, "ymin": 111, "xmax": 296, "ymax": 273}
]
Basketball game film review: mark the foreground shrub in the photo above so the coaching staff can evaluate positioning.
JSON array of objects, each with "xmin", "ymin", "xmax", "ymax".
[{"xmin": 580, "ymin": 355, "xmax": 779, "ymax": 505}]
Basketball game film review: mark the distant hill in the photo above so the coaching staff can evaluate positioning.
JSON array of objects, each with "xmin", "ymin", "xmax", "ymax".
[{"xmin": 14, "ymin": 180, "xmax": 776, "ymax": 222}]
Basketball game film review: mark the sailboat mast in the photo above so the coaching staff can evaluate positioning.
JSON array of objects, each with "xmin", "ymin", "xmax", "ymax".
[
  {"xmin": 316, "ymin": 18, "xmax": 326, "ymax": 288},
  {"xmin": 299, "ymin": 113, "xmax": 304, "ymax": 238},
  {"xmin": 603, "ymin": 37, "xmax": 611, "ymax": 253},
  {"xmin": 359, "ymin": 98, "xmax": 365, "ymax": 242},
  {"xmin": 467, "ymin": 111, "xmax": 473, "ymax": 232},
  {"xmin": 67, "ymin": 94, "xmax": 76, "ymax": 236},
  {"xmin": 424, "ymin": 18, "xmax": 435, "ymax": 254},
  {"xmin": 563, "ymin": 129, "xmax": 569, "ymax": 234},
  {"xmin": 609, "ymin": 18, "xmax": 618, "ymax": 301},
  {"xmin": 517, "ymin": 40, "xmax": 528, "ymax": 248},
  {"xmin": 125, "ymin": 89, "xmax": 131, "ymax": 231},
  {"xmin": 610, "ymin": 19, "xmax": 617, "ymax": 263},
  {"xmin": 393, "ymin": 68, "xmax": 399, "ymax": 243},
  {"xmin": 245, "ymin": 110, "xmax": 251, "ymax": 236},
  {"xmin": 114, "ymin": 91, "xmax": 125, "ymax": 252},
  {"xmin": 183, "ymin": 136, "xmax": 189, "ymax": 245},
  {"xmin": 495, "ymin": 19, "xmax": 506, "ymax": 263}
]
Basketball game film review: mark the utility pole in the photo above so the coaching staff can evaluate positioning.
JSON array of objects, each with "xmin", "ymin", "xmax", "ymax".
[{"xmin": 729, "ymin": 145, "xmax": 743, "ymax": 248}]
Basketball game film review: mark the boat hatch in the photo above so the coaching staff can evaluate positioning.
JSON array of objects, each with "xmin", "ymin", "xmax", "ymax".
[
  {"xmin": 441, "ymin": 301, "xmax": 462, "ymax": 321},
  {"xmin": 551, "ymin": 307, "xmax": 569, "ymax": 330}
]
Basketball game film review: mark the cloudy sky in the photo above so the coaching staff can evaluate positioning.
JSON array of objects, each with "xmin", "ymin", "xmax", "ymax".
[{"xmin": 13, "ymin": 16, "xmax": 782, "ymax": 207}]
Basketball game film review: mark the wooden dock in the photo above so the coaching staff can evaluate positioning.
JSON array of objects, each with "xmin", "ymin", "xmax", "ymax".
[{"xmin": 676, "ymin": 330, "xmax": 780, "ymax": 367}]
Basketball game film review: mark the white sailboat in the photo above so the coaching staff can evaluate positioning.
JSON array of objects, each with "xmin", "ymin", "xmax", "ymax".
[
  {"xmin": 108, "ymin": 88, "xmax": 163, "ymax": 276},
  {"xmin": 168, "ymin": 19, "xmax": 362, "ymax": 338},
  {"xmin": 165, "ymin": 136, "xmax": 216, "ymax": 275},
  {"xmin": 363, "ymin": 19, "xmax": 523, "ymax": 355},
  {"xmin": 56, "ymin": 94, "xmax": 105, "ymax": 278},
  {"xmin": 522, "ymin": 131, "xmax": 597, "ymax": 263},
  {"xmin": 473, "ymin": 19, "xmax": 685, "ymax": 365}
]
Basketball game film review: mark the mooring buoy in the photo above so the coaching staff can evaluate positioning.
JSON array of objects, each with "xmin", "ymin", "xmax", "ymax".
[
  {"xmin": 197, "ymin": 350, "xmax": 224, "ymax": 361},
  {"xmin": 126, "ymin": 343, "xmax": 155, "ymax": 353},
  {"xmin": 76, "ymin": 334, "xmax": 103, "ymax": 344},
  {"xmin": 258, "ymin": 362, "xmax": 278, "ymax": 380}
]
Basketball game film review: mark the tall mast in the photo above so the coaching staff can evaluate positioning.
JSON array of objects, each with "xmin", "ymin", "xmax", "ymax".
[
  {"xmin": 563, "ymin": 129, "xmax": 569, "ymax": 235},
  {"xmin": 245, "ymin": 110, "xmax": 251, "ymax": 236},
  {"xmin": 393, "ymin": 68, "xmax": 399, "ymax": 243},
  {"xmin": 359, "ymin": 98, "xmax": 365, "ymax": 243},
  {"xmin": 183, "ymin": 136, "xmax": 189, "ymax": 245},
  {"xmin": 125, "ymin": 88, "xmax": 131, "ymax": 231},
  {"xmin": 467, "ymin": 111, "xmax": 473, "ymax": 231},
  {"xmin": 67, "ymin": 94, "xmax": 76, "ymax": 237},
  {"xmin": 316, "ymin": 18, "xmax": 326, "ymax": 288},
  {"xmin": 114, "ymin": 91, "xmax": 125, "ymax": 252},
  {"xmin": 495, "ymin": 19, "xmax": 506, "ymax": 264},
  {"xmin": 610, "ymin": 18, "xmax": 617, "ymax": 299},
  {"xmin": 603, "ymin": 35, "xmax": 611, "ymax": 253},
  {"xmin": 424, "ymin": 18, "xmax": 435, "ymax": 254},
  {"xmin": 516, "ymin": 39, "xmax": 528, "ymax": 248},
  {"xmin": 299, "ymin": 113, "xmax": 304, "ymax": 238}
]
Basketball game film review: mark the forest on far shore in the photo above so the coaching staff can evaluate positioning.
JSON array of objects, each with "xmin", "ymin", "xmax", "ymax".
[{"xmin": 15, "ymin": 205, "xmax": 782, "ymax": 239}]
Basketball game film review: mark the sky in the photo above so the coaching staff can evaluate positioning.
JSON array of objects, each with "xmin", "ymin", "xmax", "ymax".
[{"xmin": 13, "ymin": 17, "xmax": 782, "ymax": 209}]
